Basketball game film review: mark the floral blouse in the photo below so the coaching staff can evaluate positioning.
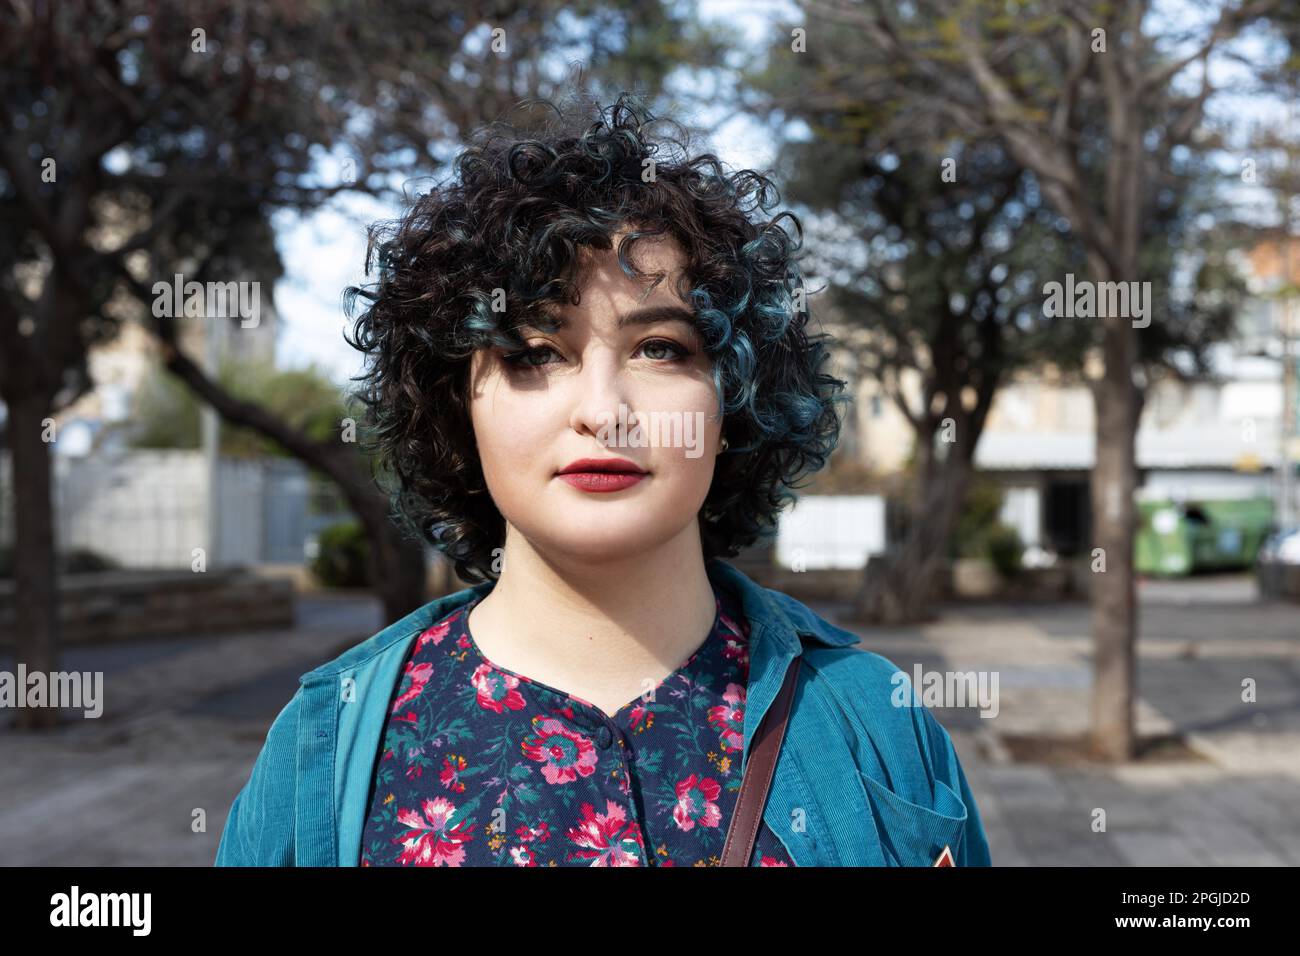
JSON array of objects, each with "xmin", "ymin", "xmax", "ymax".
[{"xmin": 359, "ymin": 580, "xmax": 796, "ymax": 867}]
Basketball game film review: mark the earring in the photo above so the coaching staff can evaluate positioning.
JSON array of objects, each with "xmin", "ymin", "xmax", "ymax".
[{"xmin": 718, "ymin": 437, "xmax": 729, "ymax": 454}]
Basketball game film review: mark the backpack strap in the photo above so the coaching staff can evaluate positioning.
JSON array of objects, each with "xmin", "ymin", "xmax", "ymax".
[{"xmin": 720, "ymin": 654, "xmax": 802, "ymax": 866}]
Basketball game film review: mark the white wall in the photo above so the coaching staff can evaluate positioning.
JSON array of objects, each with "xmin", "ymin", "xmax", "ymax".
[
  {"xmin": 775, "ymin": 495, "xmax": 886, "ymax": 570},
  {"xmin": 56, "ymin": 449, "xmax": 210, "ymax": 568},
  {"xmin": 1138, "ymin": 470, "xmax": 1274, "ymax": 502},
  {"xmin": 999, "ymin": 484, "xmax": 1041, "ymax": 547}
]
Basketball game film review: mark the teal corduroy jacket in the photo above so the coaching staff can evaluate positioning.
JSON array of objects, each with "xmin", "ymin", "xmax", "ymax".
[{"xmin": 215, "ymin": 558, "xmax": 992, "ymax": 867}]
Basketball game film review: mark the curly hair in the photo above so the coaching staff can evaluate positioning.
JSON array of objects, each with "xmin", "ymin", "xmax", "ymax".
[{"xmin": 343, "ymin": 91, "xmax": 848, "ymax": 584}]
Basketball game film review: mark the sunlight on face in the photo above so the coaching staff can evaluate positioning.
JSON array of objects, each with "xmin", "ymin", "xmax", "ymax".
[{"xmin": 467, "ymin": 229, "xmax": 724, "ymax": 565}]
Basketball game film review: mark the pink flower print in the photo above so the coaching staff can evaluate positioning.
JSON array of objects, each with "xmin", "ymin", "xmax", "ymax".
[
  {"xmin": 394, "ymin": 796, "xmax": 475, "ymax": 866},
  {"xmin": 416, "ymin": 616, "xmax": 454, "ymax": 650},
  {"xmin": 707, "ymin": 682, "xmax": 746, "ymax": 753},
  {"xmin": 566, "ymin": 800, "xmax": 645, "ymax": 866},
  {"xmin": 439, "ymin": 753, "xmax": 467, "ymax": 792},
  {"xmin": 759, "ymin": 855, "xmax": 790, "ymax": 867},
  {"xmin": 391, "ymin": 661, "xmax": 434, "ymax": 714},
  {"xmin": 719, "ymin": 608, "xmax": 747, "ymax": 640},
  {"xmin": 672, "ymin": 774, "xmax": 723, "ymax": 831},
  {"xmin": 521, "ymin": 718, "xmax": 599, "ymax": 784},
  {"xmin": 624, "ymin": 702, "xmax": 651, "ymax": 733},
  {"xmin": 471, "ymin": 663, "xmax": 527, "ymax": 713},
  {"xmin": 513, "ymin": 820, "xmax": 552, "ymax": 845},
  {"xmin": 719, "ymin": 636, "xmax": 748, "ymax": 664}
]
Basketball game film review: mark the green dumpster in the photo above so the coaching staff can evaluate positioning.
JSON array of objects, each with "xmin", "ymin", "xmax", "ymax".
[{"xmin": 1136, "ymin": 497, "xmax": 1274, "ymax": 576}]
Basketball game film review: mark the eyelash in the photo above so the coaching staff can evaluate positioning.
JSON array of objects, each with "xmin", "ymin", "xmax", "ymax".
[{"xmin": 500, "ymin": 338, "xmax": 693, "ymax": 368}]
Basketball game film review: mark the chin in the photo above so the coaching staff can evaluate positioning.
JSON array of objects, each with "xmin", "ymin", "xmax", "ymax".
[{"xmin": 534, "ymin": 521, "xmax": 691, "ymax": 565}]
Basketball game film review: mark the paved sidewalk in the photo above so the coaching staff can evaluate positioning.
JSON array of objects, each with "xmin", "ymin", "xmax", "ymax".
[
  {"xmin": 0, "ymin": 594, "xmax": 384, "ymax": 866},
  {"xmin": 813, "ymin": 575, "xmax": 1300, "ymax": 866}
]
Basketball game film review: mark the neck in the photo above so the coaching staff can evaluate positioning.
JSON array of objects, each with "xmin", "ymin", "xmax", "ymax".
[{"xmin": 466, "ymin": 522, "xmax": 719, "ymax": 717}]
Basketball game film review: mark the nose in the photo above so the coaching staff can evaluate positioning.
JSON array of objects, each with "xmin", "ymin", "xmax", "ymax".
[{"xmin": 567, "ymin": 349, "xmax": 632, "ymax": 445}]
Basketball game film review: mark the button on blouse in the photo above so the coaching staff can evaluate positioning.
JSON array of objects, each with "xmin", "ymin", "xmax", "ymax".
[{"xmin": 359, "ymin": 580, "xmax": 796, "ymax": 867}]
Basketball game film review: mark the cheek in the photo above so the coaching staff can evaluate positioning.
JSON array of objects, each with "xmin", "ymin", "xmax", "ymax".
[
  {"xmin": 469, "ymin": 380, "xmax": 551, "ymax": 461},
  {"xmin": 643, "ymin": 381, "xmax": 721, "ymax": 484}
]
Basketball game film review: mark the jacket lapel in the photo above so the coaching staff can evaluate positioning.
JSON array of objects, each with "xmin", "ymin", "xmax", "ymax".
[
  {"xmin": 297, "ymin": 581, "xmax": 492, "ymax": 867},
  {"xmin": 704, "ymin": 560, "xmax": 863, "ymax": 866}
]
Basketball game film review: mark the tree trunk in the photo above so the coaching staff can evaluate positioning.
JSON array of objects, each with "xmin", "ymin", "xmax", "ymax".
[
  {"xmin": 7, "ymin": 389, "xmax": 62, "ymax": 730},
  {"xmin": 855, "ymin": 441, "xmax": 974, "ymax": 624},
  {"xmin": 1086, "ymin": 253, "xmax": 1140, "ymax": 761},
  {"xmin": 354, "ymin": 494, "xmax": 430, "ymax": 623},
  {"xmin": 1086, "ymin": 63, "xmax": 1145, "ymax": 761}
]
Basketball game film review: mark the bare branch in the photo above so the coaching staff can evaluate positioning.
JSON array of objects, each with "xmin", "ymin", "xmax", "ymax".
[{"xmin": 1140, "ymin": 0, "xmax": 1280, "ymax": 91}]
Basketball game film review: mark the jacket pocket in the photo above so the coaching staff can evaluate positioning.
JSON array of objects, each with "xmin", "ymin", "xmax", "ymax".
[{"xmin": 859, "ymin": 772, "xmax": 968, "ymax": 866}]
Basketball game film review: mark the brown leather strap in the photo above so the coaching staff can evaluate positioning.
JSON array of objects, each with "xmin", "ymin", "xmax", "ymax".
[{"xmin": 720, "ymin": 654, "xmax": 802, "ymax": 866}]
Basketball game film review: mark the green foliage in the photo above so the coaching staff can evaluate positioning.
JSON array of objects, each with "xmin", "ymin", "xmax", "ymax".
[
  {"xmin": 950, "ymin": 478, "xmax": 1023, "ymax": 577},
  {"xmin": 952, "ymin": 478, "xmax": 1005, "ymax": 559},
  {"xmin": 986, "ymin": 523, "xmax": 1025, "ymax": 579},
  {"xmin": 215, "ymin": 356, "xmax": 355, "ymax": 459},
  {"xmin": 310, "ymin": 520, "xmax": 371, "ymax": 588},
  {"xmin": 122, "ymin": 357, "xmax": 355, "ymax": 458},
  {"xmin": 126, "ymin": 365, "xmax": 203, "ymax": 449}
]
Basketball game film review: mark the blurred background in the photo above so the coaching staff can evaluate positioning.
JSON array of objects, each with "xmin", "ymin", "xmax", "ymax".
[{"xmin": 1, "ymin": 0, "xmax": 1298, "ymax": 866}]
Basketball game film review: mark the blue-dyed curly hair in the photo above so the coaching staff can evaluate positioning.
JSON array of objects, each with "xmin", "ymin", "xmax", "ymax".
[{"xmin": 344, "ymin": 92, "xmax": 847, "ymax": 584}]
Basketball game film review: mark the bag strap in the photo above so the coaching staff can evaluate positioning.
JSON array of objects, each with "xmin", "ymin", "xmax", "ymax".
[{"xmin": 719, "ymin": 654, "xmax": 802, "ymax": 866}]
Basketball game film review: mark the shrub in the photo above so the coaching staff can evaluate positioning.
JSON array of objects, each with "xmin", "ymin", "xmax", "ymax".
[
  {"xmin": 310, "ymin": 520, "xmax": 371, "ymax": 588},
  {"xmin": 0, "ymin": 546, "xmax": 118, "ymax": 578},
  {"xmin": 986, "ymin": 523, "xmax": 1024, "ymax": 579},
  {"xmin": 952, "ymin": 478, "xmax": 1004, "ymax": 559},
  {"xmin": 62, "ymin": 549, "xmax": 119, "ymax": 574}
]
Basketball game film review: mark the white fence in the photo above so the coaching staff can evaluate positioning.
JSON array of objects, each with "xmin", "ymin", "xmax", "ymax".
[{"xmin": 0, "ymin": 449, "xmax": 351, "ymax": 568}]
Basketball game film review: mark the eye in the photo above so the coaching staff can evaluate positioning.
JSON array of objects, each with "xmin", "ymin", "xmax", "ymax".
[
  {"xmin": 637, "ymin": 338, "xmax": 693, "ymax": 363},
  {"xmin": 500, "ymin": 344, "xmax": 560, "ymax": 368}
]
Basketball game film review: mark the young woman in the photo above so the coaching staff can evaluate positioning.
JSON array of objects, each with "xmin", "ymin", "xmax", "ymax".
[{"xmin": 215, "ymin": 94, "xmax": 992, "ymax": 868}]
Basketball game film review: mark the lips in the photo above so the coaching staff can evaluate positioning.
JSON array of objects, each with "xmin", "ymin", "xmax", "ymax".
[
  {"xmin": 555, "ymin": 457, "xmax": 648, "ymax": 493},
  {"xmin": 556, "ymin": 457, "xmax": 647, "ymax": 476}
]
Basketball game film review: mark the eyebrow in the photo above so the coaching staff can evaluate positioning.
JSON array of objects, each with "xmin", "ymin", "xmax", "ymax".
[{"xmin": 522, "ymin": 304, "xmax": 698, "ymax": 333}]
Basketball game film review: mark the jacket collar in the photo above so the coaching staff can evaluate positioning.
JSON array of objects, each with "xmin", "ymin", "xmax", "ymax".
[
  {"xmin": 298, "ymin": 556, "xmax": 857, "ymax": 687},
  {"xmin": 703, "ymin": 558, "xmax": 860, "ymax": 649}
]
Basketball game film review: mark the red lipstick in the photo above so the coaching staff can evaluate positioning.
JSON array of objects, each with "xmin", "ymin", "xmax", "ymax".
[{"xmin": 556, "ymin": 457, "xmax": 648, "ymax": 493}]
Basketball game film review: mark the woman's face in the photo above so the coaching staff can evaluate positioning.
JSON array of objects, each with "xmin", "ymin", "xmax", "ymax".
[{"xmin": 467, "ymin": 231, "xmax": 723, "ymax": 566}]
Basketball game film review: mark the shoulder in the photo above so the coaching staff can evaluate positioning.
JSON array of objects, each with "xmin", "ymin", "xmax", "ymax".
[
  {"xmin": 799, "ymin": 643, "xmax": 952, "ymax": 787},
  {"xmin": 215, "ymin": 584, "xmax": 488, "ymax": 866},
  {"xmin": 767, "ymin": 590, "xmax": 992, "ymax": 865},
  {"xmin": 214, "ymin": 687, "xmax": 303, "ymax": 866},
  {"xmin": 759, "ymin": 588, "xmax": 960, "ymax": 798}
]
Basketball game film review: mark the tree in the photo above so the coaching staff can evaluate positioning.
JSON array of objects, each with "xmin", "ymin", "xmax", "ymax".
[
  {"xmin": 778, "ymin": 133, "xmax": 1080, "ymax": 622},
  {"xmin": 0, "ymin": 0, "xmax": 701, "ymax": 728},
  {"xmin": 772, "ymin": 0, "xmax": 1278, "ymax": 758}
]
